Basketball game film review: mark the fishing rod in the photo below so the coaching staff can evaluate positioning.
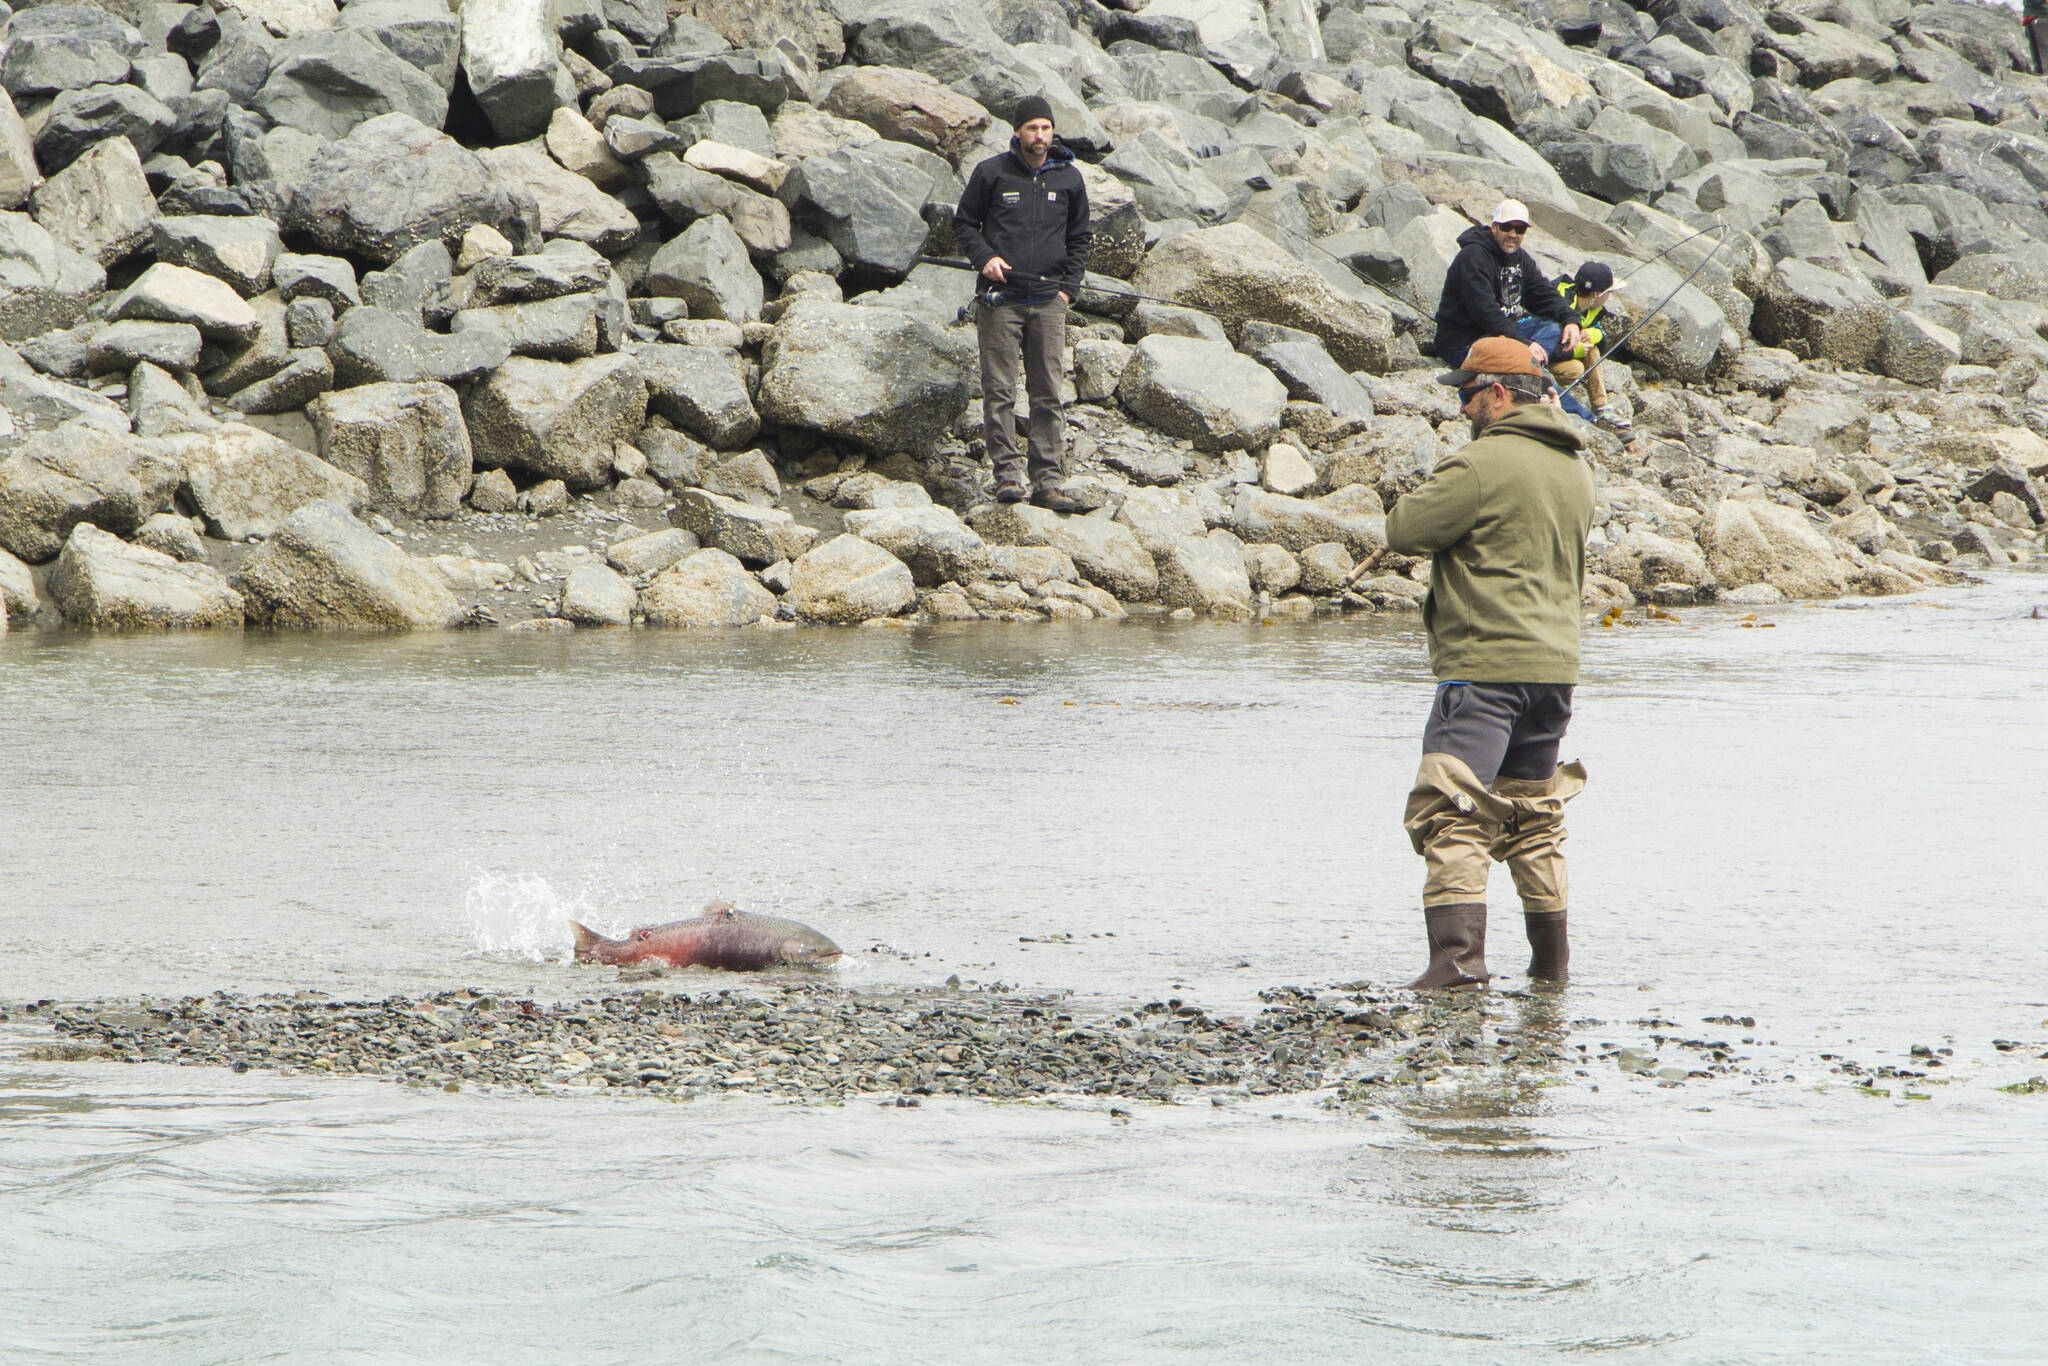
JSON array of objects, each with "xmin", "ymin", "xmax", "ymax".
[{"xmin": 914, "ymin": 256, "xmax": 1271, "ymax": 324}]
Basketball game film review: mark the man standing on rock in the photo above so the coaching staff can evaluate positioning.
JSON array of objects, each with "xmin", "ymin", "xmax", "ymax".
[
  {"xmin": 2027, "ymin": 0, "xmax": 2048, "ymax": 76},
  {"xmin": 953, "ymin": 95, "xmax": 1091, "ymax": 513},
  {"xmin": 1385, "ymin": 336, "xmax": 1596, "ymax": 990},
  {"xmin": 1435, "ymin": 200, "xmax": 1592, "ymax": 423}
]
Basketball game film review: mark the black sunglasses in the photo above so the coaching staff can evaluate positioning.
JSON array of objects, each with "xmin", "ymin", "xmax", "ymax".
[{"xmin": 1458, "ymin": 381, "xmax": 1496, "ymax": 403}]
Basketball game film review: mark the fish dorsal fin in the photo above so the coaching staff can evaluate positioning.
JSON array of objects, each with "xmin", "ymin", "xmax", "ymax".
[{"xmin": 703, "ymin": 899, "xmax": 736, "ymax": 919}]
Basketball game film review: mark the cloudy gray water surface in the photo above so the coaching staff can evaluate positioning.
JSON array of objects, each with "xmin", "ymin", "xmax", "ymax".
[{"xmin": 4, "ymin": 575, "xmax": 2046, "ymax": 1362}]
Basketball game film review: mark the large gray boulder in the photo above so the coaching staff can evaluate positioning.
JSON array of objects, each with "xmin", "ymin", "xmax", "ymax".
[
  {"xmin": 821, "ymin": 65, "xmax": 990, "ymax": 159},
  {"xmin": 287, "ymin": 112, "xmax": 540, "ymax": 266},
  {"xmin": 786, "ymin": 533, "xmax": 915, "ymax": 623},
  {"xmin": 252, "ymin": 29, "xmax": 447, "ymax": 140},
  {"xmin": 642, "ymin": 152, "xmax": 793, "ymax": 255},
  {"xmin": 1751, "ymin": 259, "xmax": 1890, "ymax": 370},
  {"xmin": 756, "ymin": 298, "xmax": 972, "ymax": 455},
  {"xmin": 668, "ymin": 487, "xmax": 818, "ymax": 566},
  {"xmin": 0, "ymin": 212, "xmax": 105, "ymax": 341},
  {"xmin": 34, "ymin": 83, "xmax": 178, "ymax": 172},
  {"xmin": 560, "ymin": 562, "xmax": 636, "ymax": 626},
  {"xmin": 1407, "ymin": 12, "xmax": 1595, "ymax": 132},
  {"xmin": 1141, "ymin": 0, "xmax": 1279, "ymax": 86},
  {"xmin": 1229, "ymin": 487, "xmax": 1385, "ymax": 558},
  {"xmin": 0, "ymin": 542, "xmax": 34, "ymax": 621},
  {"xmin": 227, "ymin": 346, "xmax": 338, "ymax": 414},
  {"xmin": 47, "ymin": 523, "xmax": 243, "ymax": 630},
  {"xmin": 1597, "ymin": 528, "xmax": 1711, "ymax": 596},
  {"xmin": 151, "ymin": 215, "xmax": 283, "ymax": 297},
  {"xmin": 632, "ymin": 343, "xmax": 760, "ymax": 448},
  {"xmin": 1606, "ymin": 259, "xmax": 1726, "ymax": 382},
  {"xmin": 1933, "ymin": 254, "xmax": 2048, "ymax": 307},
  {"xmin": 110, "ymin": 263, "xmax": 260, "ymax": 342},
  {"xmin": 1252, "ymin": 339, "xmax": 1375, "ymax": 422},
  {"xmin": 639, "ymin": 546, "xmax": 776, "ymax": 626},
  {"xmin": 0, "ymin": 424, "xmax": 180, "ymax": 563},
  {"xmin": 462, "ymin": 354, "xmax": 647, "ymax": 490},
  {"xmin": 1152, "ymin": 531, "xmax": 1254, "ymax": 617},
  {"xmin": 28, "ymin": 136, "xmax": 156, "ymax": 270},
  {"xmin": 328, "ymin": 305, "xmax": 510, "ymax": 387},
  {"xmin": 156, "ymin": 423, "xmax": 368, "ymax": 541},
  {"xmin": 237, "ymin": 499, "xmax": 463, "ymax": 629},
  {"xmin": 339, "ymin": 0, "xmax": 462, "ymax": 91},
  {"xmin": 970, "ymin": 502, "xmax": 1159, "ymax": 602},
  {"xmin": 450, "ymin": 294, "xmax": 600, "ymax": 361},
  {"xmin": 460, "ymin": 0, "xmax": 565, "ymax": 142},
  {"xmin": 307, "ymin": 381, "xmax": 472, "ymax": 518},
  {"xmin": 605, "ymin": 52, "xmax": 790, "ymax": 119},
  {"xmin": 779, "ymin": 146, "xmax": 930, "ymax": 278},
  {"xmin": 463, "ymin": 243, "xmax": 610, "ymax": 305},
  {"xmin": 841, "ymin": 504, "xmax": 992, "ymax": 586},
  {"xmin": 1101, "ymin": 130, "xmax": 1237, "ymax": 226},
  {"xmin": 86, "ymin": 321, "xmax": 203, "ymax": 374},
  {"xmin": 0, "ymin": 344, "xmax": 129, "ymax": 435},
  {"xmin": 1117, "ymin": 335, "xmax": 1287, "ymax": 452},
  {"xmin": 1133, "ymin": 224, "xmax": 1394, "ymax": 372},
  {"xmin": 0, "ymin": 90, "xmax": 39, "ymax": 211},
  {"xmin": 2, "ymin": 6, "xmax": 146, "ymax": 101},
  {"xmin": 1700, "ymin": 496, "xmax": 1847, "ymax": 599},
  {"xmin": 646, "ymin": 214, "xmax": 763, "ymax": 322},
  {"xmin": 474, "ymin": 141, "xmax": 640, "ymax": 255},
  {"xmin": 1878, "ymin": 310, "xmax": 1962, "ymax": 388}
]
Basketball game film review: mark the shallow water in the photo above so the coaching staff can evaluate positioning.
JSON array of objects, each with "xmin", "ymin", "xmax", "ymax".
[{"xmin": 4, "ymin": 575, "xmax": 2047, "ymax": 1361}]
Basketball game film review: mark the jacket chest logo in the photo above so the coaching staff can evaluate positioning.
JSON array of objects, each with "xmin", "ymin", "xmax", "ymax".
[{"xmin": 1001, "ymin": 190, "xmax": 1022, "ymax": 204}]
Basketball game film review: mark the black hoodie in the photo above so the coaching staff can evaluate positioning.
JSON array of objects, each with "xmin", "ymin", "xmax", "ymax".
[
  {"xmin": 953, "ymin": 140, "xmax": 1091, "ymax": 304},
  {"xmin": 1434, "ymin": 223, "xmax": 1576, "ymax": 366}
]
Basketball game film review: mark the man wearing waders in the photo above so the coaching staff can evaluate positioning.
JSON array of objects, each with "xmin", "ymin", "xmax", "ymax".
[
  {"xmin": 953, "ymin": 96, "xmax": 1091, "ymax": 513},
  {"xmin": 1386, "ymin": 336, "xmax": 1596, "ymax": 988}
]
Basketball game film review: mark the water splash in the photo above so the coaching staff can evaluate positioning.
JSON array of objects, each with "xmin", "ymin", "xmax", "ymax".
[{"xmin": 463, "ymin": 872, "xmax": 613, "ymax": 963}]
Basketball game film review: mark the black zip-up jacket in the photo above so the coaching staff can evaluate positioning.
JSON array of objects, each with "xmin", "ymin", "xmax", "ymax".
[
  {"xmin": 952, "ymin": 140, "xmax": 1091, "ymax": 304},
  {"xmin": 1434, "ymin": 223, "xmax": 1576, "ymax": 366}
]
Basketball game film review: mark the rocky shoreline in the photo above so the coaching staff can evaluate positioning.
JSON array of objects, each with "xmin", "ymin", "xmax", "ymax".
[
  {"xmin": 13, "ymin": 982, "xmax": 2037, "ymax": 1104},
  {"xmin": 4, "ymin": 0, "xmax": 2048, "ymax": 637}
]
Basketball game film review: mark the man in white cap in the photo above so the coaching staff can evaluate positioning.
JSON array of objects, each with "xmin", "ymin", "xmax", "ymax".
[{"xmin": 1433, "ymin": 200, "xmax": 1591, "ymax": 421}]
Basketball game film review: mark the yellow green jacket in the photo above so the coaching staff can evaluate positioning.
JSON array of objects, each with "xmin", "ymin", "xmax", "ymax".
[{"xmin": 1557, "ymin": 280, "xmax": 1608, "ymax": 357}]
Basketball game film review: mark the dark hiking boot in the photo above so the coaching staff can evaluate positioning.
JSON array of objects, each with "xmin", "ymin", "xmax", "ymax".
[
  {"xmin": 1030, "ymin": 486, "xmax": 1083, "ymax": 514},
  {"xmin": 1524, "ymin": 910, "xmax": 1568, "ymax": 983},
  {"xmin": 993, "ymin": 478, "xmax": 1028, "ymax": 504},
  {"xmin": 1406, "ymin": 903, "xmax": 1489, "ymax": 990}
]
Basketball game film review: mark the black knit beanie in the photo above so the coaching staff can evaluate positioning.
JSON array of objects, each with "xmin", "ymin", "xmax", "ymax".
[{"xmin": 1012, "ymin": 95, "xmax": 1054, "ymax": 128}]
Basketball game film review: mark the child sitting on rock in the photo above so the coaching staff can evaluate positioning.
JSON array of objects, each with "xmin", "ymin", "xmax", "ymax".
[{"xmin": 1552, "ymin": 262, "xmax": 1631, "ymax": 432}]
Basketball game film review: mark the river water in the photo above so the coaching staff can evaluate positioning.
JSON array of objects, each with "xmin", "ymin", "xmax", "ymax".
[{"xmin": 4, "ymin": 574, "xmax": 2046, "ymax": 1362}]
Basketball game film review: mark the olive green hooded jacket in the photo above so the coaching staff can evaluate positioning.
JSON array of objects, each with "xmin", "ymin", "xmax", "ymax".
[{"xmin": 1385, "ymin": 402, "xmax": 1595, "ymax": 683}]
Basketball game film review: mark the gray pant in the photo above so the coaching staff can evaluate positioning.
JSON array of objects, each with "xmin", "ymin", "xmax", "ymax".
[
  {"xmin": 978, "ymin": 296, "xmax": 1067, "ymax": 490},
  {"xmin": 1421, "ymin": 681, "xmax": 1575, "ymax": 784}
]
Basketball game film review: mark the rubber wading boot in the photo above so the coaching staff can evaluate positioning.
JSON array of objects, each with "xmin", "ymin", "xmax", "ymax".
[
  {"xmin": 1406, "ymin": 903, "xmax": 1489, "ymax": 989},
  {"xmin": 1524, "ymin": 910, "xmax": 1568, "ymax": 983}
]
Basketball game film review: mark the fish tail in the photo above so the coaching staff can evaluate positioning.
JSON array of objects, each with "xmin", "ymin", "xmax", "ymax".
[{"xmin": 569, "ymin": 921, "xmax": 610, "ymax": 963}]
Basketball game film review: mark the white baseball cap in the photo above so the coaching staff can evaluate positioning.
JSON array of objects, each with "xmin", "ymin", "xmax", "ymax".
[{"xmin": 1490, "ymin": 199, "xmax": 1531, "ymax": 226}]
